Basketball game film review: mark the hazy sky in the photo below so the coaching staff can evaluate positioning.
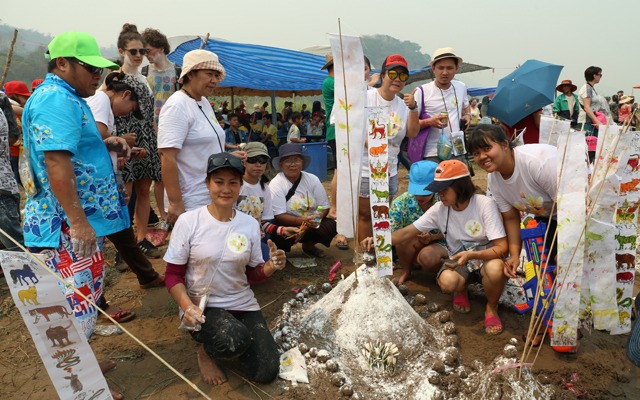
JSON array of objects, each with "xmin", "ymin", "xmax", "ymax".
[{"xmin": 3, "ymin": 0, "xmax": 638, "ymax": 95}]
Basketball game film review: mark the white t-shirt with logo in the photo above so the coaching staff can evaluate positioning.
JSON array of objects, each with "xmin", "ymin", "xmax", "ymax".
[
  {"xmin": 269, "ymin": 171, "xmax": 330, "ymax": 217},
  {"xmin": 158, "ymin": 90, "xmax": 226, "ymax": 211},
  {"xmin": 414, "ymin": 80, "xmax": 469, "ymax": 157},
  {"xmin": 361, "ymin": 89, "xmax": 409, "ymax": 178},
  {"xmin": 237, "ymin": 180, "xmax": 274, "ymax": 221},
  {"xmin": 487, "ymin": 144, "xmax": 557, "ymax": 218},
  {"xmin": 413, "ymin": 194, "xmax": 505, "ymax": 252},
  {"xmin": 164, "ymin": 206, "xmax": 263, "ymax": 311},
  {"xmin": 86, "ymin": 91, "xmax": 117, "ymax": 170}
]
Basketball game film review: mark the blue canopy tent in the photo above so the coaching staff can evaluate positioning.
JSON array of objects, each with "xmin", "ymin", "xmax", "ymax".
[{"xmin": 468, "ymin": 87, "xmax": 496, "ymax": 97}]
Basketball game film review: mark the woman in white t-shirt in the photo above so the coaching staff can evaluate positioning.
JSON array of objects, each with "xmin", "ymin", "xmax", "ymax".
[
  {"xmin": 164, "ymin": 153, "xmax": 286, "ymax": 385},
  {"xmin": 468, "ymin": 124, "xmax": 557, "ymax": 276},
  {"xmin": 236, "ymin": 142, "xmax": 298, "ymax": 260},
  {"xmin": 357, "ymin": 54, "xmax": 419, "ymax": 243},
  {"xmin": 158, "ymin": 49, "xmax": 244, "ymax": 225},
  {"xmin": 392, "ymin": 160, "xmax": 508, "ymax": 335},
  {"xmin": 269, "ymin": 143, "xmax": 337, "ymax": 257}
]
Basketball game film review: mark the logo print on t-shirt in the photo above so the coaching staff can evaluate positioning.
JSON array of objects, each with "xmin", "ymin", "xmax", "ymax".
[
  {"xmin": 465, "ymin": 219, "xmax": 483, "ymax": 237},
  {"xmin": 227, "ymin": 233, "xmax": 248, "ymax": 253}
]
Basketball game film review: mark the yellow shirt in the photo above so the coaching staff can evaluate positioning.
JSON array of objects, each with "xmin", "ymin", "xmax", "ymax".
[{"xmin": 263, "ymin": 124, "xmax": 278, "ymax": 146}]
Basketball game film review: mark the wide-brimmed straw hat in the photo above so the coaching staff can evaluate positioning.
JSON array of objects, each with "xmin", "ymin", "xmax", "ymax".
[
  {"xmin": 620, "ymin": 95, "xmax": 634, "ymax": 105},
  {"xmin": 430, "ymin": 47, "xmax": 463, "ymax": 67},
  {"xmin": 556, "ymin": 79, "xmax": 577, "ymax": 93},
  {"xmin": 272, "ymin": 143, "xmax": 311, "ymax": 171},
  {"xmin": 178, "ymin": 49, "xmax": 226, "ymax": 84},
  {"xmin": 320, "ymin": 53, "xmax": 334, "ymax": 70}
]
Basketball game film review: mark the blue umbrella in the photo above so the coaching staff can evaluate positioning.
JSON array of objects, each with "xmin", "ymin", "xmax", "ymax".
[{"xmin": 487, "ymin": 60, "xmax": 563, "ymax": 126}]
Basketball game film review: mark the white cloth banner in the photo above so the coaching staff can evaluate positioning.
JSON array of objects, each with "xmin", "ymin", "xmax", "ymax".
[
  {"xmin": 0, "ymin": 251, "xmax": 112, "ymax": 399},
  {"xmin": 329, "ymin": 34, "xmax": 365, "ymax": 238},
  {"xmin": 584, "ymin": 124, "xmax": 632, "ymax": 331},
  {"xmin": 539, "ymin": 115, "xmax": 571, "ymax": 147},
  {"xmin": 553, "ymin": 130, "xmax": 587, "ymax": 347},
  {"xmin": 366, "ymin": 106, "xmax": 393, "ymax": 277}
]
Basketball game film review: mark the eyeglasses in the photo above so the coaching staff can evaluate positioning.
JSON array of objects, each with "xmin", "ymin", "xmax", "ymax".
[
  {"xmin": 124, "ymin": 48, "xmax": 148, "ymax": 56},
  {"xmin": 281, "ymin": 157, "xmax": 304, "ymax": 165},
  {"xmin": 207, "ymin": 154, "xmax": 244, "ymax": 171},
  {"xmin": 387, "ymin": 69, "xmax": 409, "ymax": 82},
  {"xmin": 247, "ymin": 156, "xmax": 269, "ymax": 164},
  {"xmin": 66, "ymin": 58, "xmax": 104, "ymax": 75}
]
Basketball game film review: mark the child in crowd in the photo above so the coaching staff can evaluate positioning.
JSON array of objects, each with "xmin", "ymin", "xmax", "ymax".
[
  {"xmin": 287, "ymin": 112, "xmax": 306, "ymax": 143},
  {"xmin": 392, "ymin": 160, "xmax": 508, "ymax": 335}
]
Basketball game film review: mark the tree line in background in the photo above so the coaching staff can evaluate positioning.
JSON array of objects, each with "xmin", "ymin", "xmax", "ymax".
[{"xmin": 1, "ymin": 23, "xmax": 432, "ymax": 86}]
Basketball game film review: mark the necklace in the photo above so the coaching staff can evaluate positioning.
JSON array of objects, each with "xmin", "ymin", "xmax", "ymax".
[{"xmin": 181, "ymin": 88, "xmax": 224, "ymax": 151}]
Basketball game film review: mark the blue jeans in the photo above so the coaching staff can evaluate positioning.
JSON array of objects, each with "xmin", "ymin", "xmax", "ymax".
[{"xmin": 0, "ymin": 193, "xmax": 23, "ymax": 250}]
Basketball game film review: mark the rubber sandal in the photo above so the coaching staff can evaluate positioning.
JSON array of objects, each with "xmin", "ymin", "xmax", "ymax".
[
  {"xmin": 452, "ymin": 292, "xmax": 471, "ymax": 314},
  {"xmin": 521, "ymin": 333, "xmax": 543, "ymax": 347},
  {"xmin": 104, "ymin": 309, "xmax": 136, "ymax": 323},
  {"xmin": 302, "ymin": 245, "xmax": 326, "ymax": 258},
  {"xmin": 484, "ymin": 314, "xmax": 503, "ymax": 335}
]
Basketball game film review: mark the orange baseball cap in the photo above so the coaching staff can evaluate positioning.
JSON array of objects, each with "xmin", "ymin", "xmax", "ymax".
[{"xmin": 424, "ymin": 160, "xmax": 470, "ymax": 192}]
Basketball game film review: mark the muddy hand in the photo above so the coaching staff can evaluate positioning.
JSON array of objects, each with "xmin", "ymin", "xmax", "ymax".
[
  {"xmin": 359, "ymin": 237, "xmax": 374, "ymax": 252},
  {"xmin": 268, "ymin": 239, "xmax": 287, "ymax": 270},
  {"xmin": 104, "ymin": 136, "xmax": 131, "ymax": 159},
  {"xmin": 183, "ymin": 304, "xmax": 205, "ymax": 329},
  {"xmin": 69, "ymin": 222, "xmax": 97, "ymax": 259}
]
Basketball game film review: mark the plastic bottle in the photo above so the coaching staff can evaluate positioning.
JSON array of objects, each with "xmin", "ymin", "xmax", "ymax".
[
  {"xmin": 313, "ymin": 206, "xmax": 323, "ymax": 228},
  {"xmin": 93, "ymin": 325, "xmax": 123, "ymax": 336}
]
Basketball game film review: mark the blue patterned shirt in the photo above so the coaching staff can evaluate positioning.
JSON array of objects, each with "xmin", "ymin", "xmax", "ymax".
[{"xmin": 21, "ymin": 73, "xmax": 129, "ymax": 247}]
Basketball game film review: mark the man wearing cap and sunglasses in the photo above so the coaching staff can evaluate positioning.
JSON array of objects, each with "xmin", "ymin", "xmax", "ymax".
[
  {"xmin": 412, "ymin": 47, "xmax": 471, "ymax": 164},
  {"xmin": 21, "ymin": 31, "xmax": 131, "ymax": 399}
]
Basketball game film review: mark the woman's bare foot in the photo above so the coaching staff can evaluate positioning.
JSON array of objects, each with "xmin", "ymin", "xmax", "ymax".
[
  {"xmin": 99, "ymin": 359, "xmax": 116, "ymax": 373},
  {"xmin": 197, "ymin": 346, "xmax": 227, "ymax": 385},
  {"xmin": 110, "ymin": 389, "xmax": 124, "ymax": 399}
]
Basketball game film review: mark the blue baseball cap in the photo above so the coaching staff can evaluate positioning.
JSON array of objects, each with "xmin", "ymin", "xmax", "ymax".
[{"xmin": 407, "ymin": 160, "xmax": 438, "ymax": 196}]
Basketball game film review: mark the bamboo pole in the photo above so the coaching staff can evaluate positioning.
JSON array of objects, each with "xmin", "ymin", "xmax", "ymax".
[{"xmin": 0, "ymin": 29, "xmax": 18, "ymax": 88}]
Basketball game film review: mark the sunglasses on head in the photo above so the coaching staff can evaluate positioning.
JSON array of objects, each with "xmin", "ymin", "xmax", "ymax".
[
  {"xmin": 65, "ymin": 58, "xmax": 104, "ymax": 75},
  {"xmin": 124, "ymin": 48, "xmax": 148, "ymax": 56},
  {"xmin": 387, "ymin": 69, "xmax": 409, "ymax": 82},
  {"xmin": 247, "ymin": 156, "xmax": 269, "ymax": 164},
  {"xmin": 208, "ymin": 154, "xmax": 244, "ymax": 170}
]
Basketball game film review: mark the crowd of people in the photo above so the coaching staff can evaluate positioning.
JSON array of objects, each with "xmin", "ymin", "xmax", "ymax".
[{"xmin": 1, "ymin": 25, "xmax": 639, "ymax": 398}]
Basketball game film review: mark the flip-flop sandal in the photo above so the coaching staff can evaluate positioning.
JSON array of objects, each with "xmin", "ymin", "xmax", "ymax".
[
  {"xmin": 626, "ymin": 296, "xmax": 640, "ymax": 367},
  {"xmin": 104, "ymin": 309, "xmax": 136, "ymax": 323},
  {"xmin": 484, "ymin": 314, "xmax": 503, "ymax": 335},
  {"xmin": 452, "ymin": 292, "xmax": 471, "ymax": 314},
  {"xmin": 521, "ymin": 332, "xmax": 543, "ymax": 347},
  {"xmin": 302, "ymin": 246, "xmax": 326, "ymax": 258}
]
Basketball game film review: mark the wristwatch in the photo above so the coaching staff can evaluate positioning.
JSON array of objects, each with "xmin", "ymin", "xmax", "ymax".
[{"xmin": 409, "ymin": 103, "xmax": 418, "ymax": 111}]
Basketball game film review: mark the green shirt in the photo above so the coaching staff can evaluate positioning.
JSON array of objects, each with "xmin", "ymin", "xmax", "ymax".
[{"xmin": 322, "ymin": 76, "xmax": 335, "ymax": 141}]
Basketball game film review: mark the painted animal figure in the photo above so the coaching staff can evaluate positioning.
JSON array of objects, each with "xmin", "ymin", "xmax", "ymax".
[
  {"xmin": 9, "ymin": 264, "xmax": 39, "ymax": 286},
  {"xmin": 371, "ymin": 188, "xmax": 389, "ymax": 203},
  {"xmin": 369, "ymin": 119, "xmax": 386, "ymax": 139},
  {"xmin": 626, "ymin": 154, "xmax": 640, "ymax": 172},
  {"xmin": 29, "ymin": 305, "xmax": 73, "ymax": 324},
  {"xmin": 18, "ymin": 286, "xmax": 40, "ymax": 306},
  {"xmin": 616, "ymin": 235, "xmax": 637, "ymax": 250},
  {"xmin": 375, "ymin": 234, "xmax": 393, "ymax": 252},
  {"xmin": 46, "ymin": 322, "xmax": 73, "ymax": 347},
  {"xmin": 65, "ymin": 373, "xmax": 83, "ymax": 393},
  {"xmin": 372, "ymin": 205, "xmax": 390, "ymax": 219},
  {"xmin": 616, "ymin": 253, "xmax": 635, "ymax": 270},
  {"xmin": 620, "ymin": 178, "xmax": 640, "ymax": 194},
  {"xmin": 377, "ymin": 255, "xmax": 392, "ymax": 267},
  {"xmin": 373, "ymin": 221, "xmax": 390, "ymax": 230},
  {"xmin": 369, "ymin": 144, "xmax": 388, "ymax": 156}
]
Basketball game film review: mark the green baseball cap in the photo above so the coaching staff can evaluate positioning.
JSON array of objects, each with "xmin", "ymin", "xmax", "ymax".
[{"xmin": 47, "ymin": 31, "xmax": 119, "ymax": 70}]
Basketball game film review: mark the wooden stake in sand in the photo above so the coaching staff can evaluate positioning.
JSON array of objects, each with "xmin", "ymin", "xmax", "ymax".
[
  {"xmin": 200, "ymin": 33, "xmax": 210, "ymax": 49},
  {"xmin": 0, "ymin": 29, "xmax": 19, "ymax": 88}
]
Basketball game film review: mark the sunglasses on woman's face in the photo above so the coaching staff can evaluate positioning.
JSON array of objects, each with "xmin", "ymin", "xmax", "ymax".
[
  {"xmin": 387, "ymin": 69, "xmax": 409, "ymax": 82},
  {"xmin": 65, "ymin": 58, "xmax": 104, "ymax": 75},
  {"xmin": 124, "ymin": 48, "xmax": 148, "ymax": 56},
  {"xmin": 247, "ymin": 156, "xmax": 269, "ymax": 164},
  {"xmin": 208, "ymin": 154, "xmax": 244, "ymax": 170}
]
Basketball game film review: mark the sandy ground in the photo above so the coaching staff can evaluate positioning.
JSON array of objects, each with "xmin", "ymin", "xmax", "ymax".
[{"xmin": 1, "ymin": 165, "xmax": 640, "ymax": 399}]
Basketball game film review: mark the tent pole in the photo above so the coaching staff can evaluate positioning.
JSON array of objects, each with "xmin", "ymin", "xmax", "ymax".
[
  {"xmin": 231, "ymin": 88, "xmax": 235, "ymax": 110},
  {"xmin": 271, "ymin": 91, "xmax": 277, "ymax": 126}
]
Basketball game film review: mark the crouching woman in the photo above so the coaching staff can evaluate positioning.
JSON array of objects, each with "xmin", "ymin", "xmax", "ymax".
[
  {"xmin": 392, "ymin": 160, "xmax": 508, "ymax": 335},
  {"xmin": 164, "ymin": 153, "xmax": 285, "ymax": 385}
]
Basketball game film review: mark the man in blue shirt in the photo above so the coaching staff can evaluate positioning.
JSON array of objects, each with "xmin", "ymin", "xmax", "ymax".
[{"xmin": 22, "ymin": 32, "xmax": 130, "ymax": 341}]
